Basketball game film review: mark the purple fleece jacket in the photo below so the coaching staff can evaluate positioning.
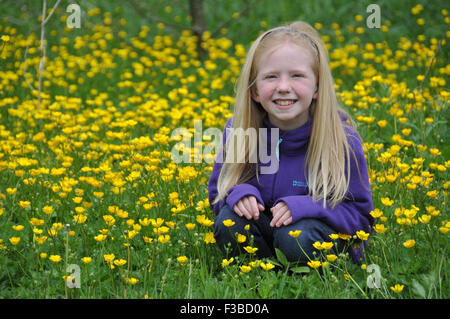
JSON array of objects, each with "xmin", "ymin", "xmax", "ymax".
[{"xmin": 208, "ymin": 114, "xmax": 374, "ymax": 262}]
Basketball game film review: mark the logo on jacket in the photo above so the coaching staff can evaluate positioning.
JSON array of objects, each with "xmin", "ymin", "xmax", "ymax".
[{"xmin": 292, "ymin": 180, "xmax": 308, "ymax": 187}]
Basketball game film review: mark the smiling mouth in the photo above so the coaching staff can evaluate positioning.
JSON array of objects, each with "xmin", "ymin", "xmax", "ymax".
[{"xmin": 273, "ymin": 99, "xmax": 297, "ymax": 106}]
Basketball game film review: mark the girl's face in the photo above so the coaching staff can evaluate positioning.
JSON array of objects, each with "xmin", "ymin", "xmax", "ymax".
[{"xmin": 251, "ymin": 42, "xmax": 318, "ymax": 130}]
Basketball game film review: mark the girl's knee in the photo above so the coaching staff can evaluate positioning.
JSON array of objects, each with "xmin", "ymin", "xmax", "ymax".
[
  {"xmin": 273, "ymin": 218, "xmax": 338, "ymax": 262},
  {"xmin": 213, "ymin": 205, "xmax": 249, "ymax": 242},
  {"xmin": 214, "ymin": 206, "xmax": 234, "ymax": 235}
]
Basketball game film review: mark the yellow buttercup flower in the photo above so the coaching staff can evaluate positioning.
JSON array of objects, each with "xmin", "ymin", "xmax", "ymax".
[
  {"xmin": 81, "ymin": 257, "xmax": 92, "ymax": 264},
  {"xmin": 260, "ymin": 262, "xmax": 275, "ymax": 271},
  {"xmin": 326, "ymin": 254, "xmax": 338, "ymax": 262},
  {"xmin": 374, "ymin": 224, "xmax": 387, "ymax": 234},
  {"xmin": 288, "ymin": 230, "xmax": 302, "ymax": 238},
  {"xmin": 312, "ymin": 241, "xmax": 334, "ymax": 250},
  {"xmin": 103, "ymin": 215, "xmax": 116, "ymax": 226},
  {"xmin": 126, "ymin": 277, "xmax": 139, "ymax": 285},
  {"xmin": 29, "ymin": 218, "xmax": 45, "ymax": 226},
  {"xmin": 418, "ymin": 214, "xmax": 431, "ymax": 224},
  {"xmin": 113, "ymin": 259, "xmax": 127, "ymax": 267},
  {"xmin": 377, "ymin": 120, "xmax": 387, "ymax": 128},
  {"xmin": 390, "ymin": 284, "xmax": 404, "ymax": 293},
  {"xmin": 153, "ymin": 226, "xmax": 170, "ymax": 235},
  {"xmin": 18, "ymin": 201, "xmax": 31, "ymax": 209},
  {"xmin": 426, "ymin": 190, "xmax": 439, "ymax": 198},
  {"xmin": 9, "ymin": 237, "xmax": 21, "ymax": 246},
  {"xmin": 240, "ymin": 265, "xmax": 251, "ymax": 273},
  {"xmin": 370, "ymin": 209, "xmax": 383, "ymax": 218},
  {"xmin": 34, "ymin": 235, "xmax": 48, "ymax": 245},
  {"xmin": 196, "ymin": 214, "xmax": 214, "ymax": 227},
  {"xmin": 103, "ymin": 254, "xmax": 115, "ymax": 264},
  {"xmin": 48, "ymin": 229, "xmax": 58, "ymax": 237},
  {"xmin": 221, "ymin": 257, "xmax": 234, "ymax": 267},
  {"xmin": 12, "ymin": 225, "xmax": 24, "ymax": 231},
  {"xmin": 356, "ymin": 230, "xmax": 370, "ymax": 241},
  {"xmin": 236, "ymin": 233, "xmax": 246, "ymax": 243},
  {"xmin": 329, "ymin": 233, "xmax": 339, "ymax": 240},
  {"xmin": 403, "ymin": 239, "xmax": 416, "ymax": 248},
  {"xmin": 42, "ymin": 206, "xmax": 54, "ymax": 215},
  {"xmin": 158, "ymin": 234, "xmax": 170, "ymax": 244},
  {"xmin": 6, "ymin": 187, "xmax": 17, "ymax": 195},
  {"xmin": 73, "ymin": 214, "xmax": 87, "ymax": 224},
  {"xmin": 380, "ymin": 197, "xmax": 394, "ymax": 206},
  {"xmin": 49, "ymin": 255, "xmax": 62, "ymax": 263},
  {"xmin": 203, "ymin": 232, "xmax": 216, "ymax": 244},
  {"xmin": 307, "ymin": 260, "xmax": 321, "ymax": 269},
  {"xmin": 222, "ymin": 219, "xmax": 235, "ymax": 227},
  {"xmin": 338, "ymin": 233, "xmax": 352, "ymax": 240},
  {"xmin": 94, "ymin": 234, "xmax": 107, "ymax": 242},
  {"xmin": 176, "ymin": 256, "xmax": 188, "ymax": 265},
  {"xmin": 243, "ymin": 246, "xmax": 258, "ymax": 254}
]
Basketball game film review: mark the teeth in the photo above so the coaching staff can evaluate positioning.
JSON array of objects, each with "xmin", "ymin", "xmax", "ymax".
[{"xmin": 275, "ymin": 100, "xmax": 296, "ymax": 106}]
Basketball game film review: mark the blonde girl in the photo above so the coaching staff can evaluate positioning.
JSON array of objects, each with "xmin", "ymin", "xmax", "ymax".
[{"xmin": 208, "ymin": 21, "xmax": 374, "ymax": 264}]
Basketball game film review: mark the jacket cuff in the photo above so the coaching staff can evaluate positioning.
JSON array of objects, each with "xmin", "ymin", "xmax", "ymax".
[
  {"xmin": 274, "ymin": 196, "xmax": 320, "ymax": 224},
  {"xmin": 226, "ymin": 184, "xmax": 264, "ymax": 210}
]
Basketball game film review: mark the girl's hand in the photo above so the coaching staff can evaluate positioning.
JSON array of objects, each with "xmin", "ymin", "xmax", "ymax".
[
  {"xmin": 270, "ymin": 201, "xmax": 292, "ymax": 227},
  {"xmin": 233, "ymin": 196, "xmax": 265, "ymax": 220}
]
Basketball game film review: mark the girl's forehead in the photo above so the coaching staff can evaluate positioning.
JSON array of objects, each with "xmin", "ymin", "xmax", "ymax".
[{"xmin": 256, "ymin": 42, "xmax": 315, "ymax": 68}]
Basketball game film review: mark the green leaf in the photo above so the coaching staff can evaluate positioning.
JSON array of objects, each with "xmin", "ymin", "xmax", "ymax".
[
  {"xmin": 411, "ymin": 279, "xmax": 426, "ymax": 298},
  {"xmin": 291, "ymin": 266, "xmax": 310, "ymax": 274},
  {"xmin": 275, "ymin": 248, "xmax": 289, "ymax": 267},
  {"xmin": 264, "ymin": 258, "xmax": 282, "ymax": 267}
]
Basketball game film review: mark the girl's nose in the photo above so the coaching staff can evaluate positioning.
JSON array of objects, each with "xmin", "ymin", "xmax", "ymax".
[{"xmin": 276, "ymin": 77, "xmax": 291, "ymax": 93}]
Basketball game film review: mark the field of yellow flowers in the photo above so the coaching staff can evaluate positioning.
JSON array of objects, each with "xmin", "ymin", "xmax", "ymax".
[{"xmin": 0, "ymin": 1, "xmax": 448, "ymax": 298}]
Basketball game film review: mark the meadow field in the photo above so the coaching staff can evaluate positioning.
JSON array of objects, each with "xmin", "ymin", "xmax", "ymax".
[{"xmin": 0, "ymin": 0, "xmax": 448, "ymax": 298}]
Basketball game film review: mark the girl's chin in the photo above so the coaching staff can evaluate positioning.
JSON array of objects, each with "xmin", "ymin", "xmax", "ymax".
[{"xmin": 268, "ymin": 113, "xmax": 309, "ymax": 129}]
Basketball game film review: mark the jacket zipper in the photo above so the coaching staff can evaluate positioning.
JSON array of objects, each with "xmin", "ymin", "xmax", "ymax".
[{"xmin": 270, "ymin": 138, "xmax": 283, "ymax": 205}]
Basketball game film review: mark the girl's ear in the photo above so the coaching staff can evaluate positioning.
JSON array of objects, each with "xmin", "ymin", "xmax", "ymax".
[
  {"xmin": 251, "ymin": 86, "xmax": 260, "ymax": 103},
  {"xmin": 312, "ymin": 86, "xmax": 318, "ymax": 99}
]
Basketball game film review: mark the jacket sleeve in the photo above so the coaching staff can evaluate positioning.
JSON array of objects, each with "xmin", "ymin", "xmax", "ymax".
[
  {"xmin": 208, "ymin": 118, "xmax": 264, "ymax": 216},
  {"xmin": 274, "ymin": 132, "xmax": 374, "ymax": 235}
]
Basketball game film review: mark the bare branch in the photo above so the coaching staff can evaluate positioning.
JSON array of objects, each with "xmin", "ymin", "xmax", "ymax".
[
  {"xmin": 43, "ymin": 0, "xmax": 61, "ymax": 25},
  {"xmin": 23, "ymin": 34, "xmax": 36, "ymax": 92},
  {"xmin": 37, "ymin": 0, "xmax": 47, "ymax": 111},
  {"xmin": 127, "ymin": 0, "xmax": 187, "ymax": 32},
  {"xmin": 36, "ymin": 0, "xmax": 61, "ymax": 110},
  {"xmin": 210, "ymin": 0, "xmax": 259, "ymax": 39}
]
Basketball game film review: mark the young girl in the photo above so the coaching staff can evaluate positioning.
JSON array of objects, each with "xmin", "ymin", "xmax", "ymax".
[{"xmin": 208, "ymin": 21, "xmax": 374, "ymax": 265}]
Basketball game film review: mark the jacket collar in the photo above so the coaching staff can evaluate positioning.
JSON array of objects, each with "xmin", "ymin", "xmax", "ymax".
[{"xmin": 262, "ymin": 114, "xmax": 313, "ymax": 155}]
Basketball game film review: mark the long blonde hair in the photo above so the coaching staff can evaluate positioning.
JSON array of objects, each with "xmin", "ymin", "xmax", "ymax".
[{"xmin": 214, "ymin": 21, "xmax": 361, "ymax": 209}]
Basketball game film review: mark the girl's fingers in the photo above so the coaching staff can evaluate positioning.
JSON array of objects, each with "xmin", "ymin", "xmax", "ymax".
[
  {"xmin": 235, "ymin": 196, "xmax": 265, "ymax": 221},
  {"xmin": 277, "ymin": 212, "xmax": 292, "ymax": 227},
  {"xmin": 283, "ymin": 216, "xmax": 293, "ymax": 226},
  {"xmin": 270, "ymin": 204, "xmax": 290, "ymax": 227},
  {"xmin": 237, "ymin": 200, "xmax": 252, "ymax": 220},
  {"xmin": 233, "ymin": 204, "xmax": 243, "ymax": 217},
  {"xmin": 248, "ymin": 196, "xmax": 260, "ymax": 220},
  {"xmin": 270, "ymin": 205, "xmax": 284, "ymax": 227}
]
